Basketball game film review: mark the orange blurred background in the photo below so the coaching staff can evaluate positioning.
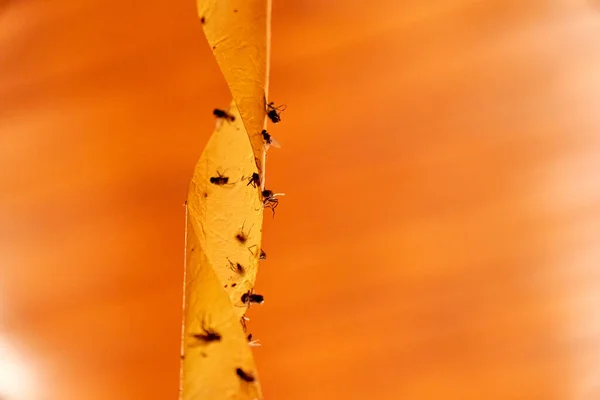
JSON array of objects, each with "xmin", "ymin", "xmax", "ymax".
[{"xmin": 2, "ymin": 1, "xmax": 600, "ymax": 399}]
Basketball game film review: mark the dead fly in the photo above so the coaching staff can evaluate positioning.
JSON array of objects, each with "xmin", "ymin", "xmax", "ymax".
[
  {"xmin": 240, "ymin": 315, "xmax": 249, "ymax": 331},
  {"xmin": 213, "ymin": 108, "xmax": 235, "ymax": 121},
  {"xmin": 241, "ymin": 290, "xmax": 264, "ymax": 305},
  {"xmin": 209, "ymin": 171, "xmax": 229, "ymax": 185},
  {"xmin": 266, "ymin": 102, "xmax": 286, "ymax": 123},
  {"xmin": 235, "ymin": 222, "xmax": 254, "ymax": 244},
  {"xmin": 246, "ymin": 172, "xmax": 261, "ymax": 188},
  {"xmin": 235, "ymin": 367, "xmax": 256, "ymax": 383},
  {"xmin": 227, "ymin": 258, "xmax": 245, "ymax": 274},
  {"xmin": 262, "ymin": 189, "xmax": 285, "ymax": 216},
  {"xmin": 247, "ymin": 333, "xmax": 261, "ymax": 347},
  {"xmin": 191, "ymin": 320, "xmax": 221, "ymax": 344},
  {"xmin": 261, "ymin": 129, "xmax": 281, "ymax": 148},
  {"xmin": 247, "ymin": 245, "xmax": 266, "ymax": 260}
]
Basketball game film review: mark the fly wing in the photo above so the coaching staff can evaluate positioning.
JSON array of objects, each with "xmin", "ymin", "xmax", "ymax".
[{"xmin": 268, "ymin": 135, "xmax": 281, "ymax": 149}]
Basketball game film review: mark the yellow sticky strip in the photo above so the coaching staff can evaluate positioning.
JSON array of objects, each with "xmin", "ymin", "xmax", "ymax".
[
  {"xmin": 181, "ymin": 222, "xmax": 262, "ymax": 400},
  {"xmin": 181, "ymin": 1, "xmax": 271, "ymax": 397},
  {"xmin": 181, "ymin": 102, "xmax": 264, "ymax": 400},
  {"xmin": 197, "ymin": 0, "xmax": 271, "ymax": 174},
  {"xmin": 188, "ymin": 102, "xmax": 263, "ymax": 319}
]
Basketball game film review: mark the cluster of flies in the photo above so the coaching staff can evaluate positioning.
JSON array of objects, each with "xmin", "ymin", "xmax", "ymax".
[
  {"xmin": 189, "ymin": 319, "xmax": 256, "ymax": 383},
  {"xmin": 210, "ymin": 103, "xmax": 285, "ymax": 217},
  {"xmin": 187, "ymin": 100, "xmax": 286, "ymax": 385}
]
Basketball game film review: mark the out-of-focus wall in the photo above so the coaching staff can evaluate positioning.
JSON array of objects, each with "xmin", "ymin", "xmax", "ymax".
[{"xmin": 1, "ymin": 1, "xmax": 600, "ymax": 399}]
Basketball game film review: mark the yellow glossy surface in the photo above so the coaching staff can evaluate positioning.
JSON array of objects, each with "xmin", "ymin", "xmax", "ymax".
[
  {"xmin": 1, "ymin": 1, "xmax": 600, "ymax": 399},
  {"xmin": 183, "ymin": 102, "xmax": 263, "ymax": 400}
]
